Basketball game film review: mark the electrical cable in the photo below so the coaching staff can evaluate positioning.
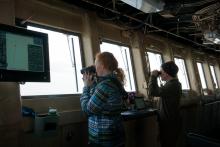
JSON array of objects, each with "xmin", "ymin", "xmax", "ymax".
[{"xmin": 81, "ymin": 0, "xmax": 219, "ymax": 52}]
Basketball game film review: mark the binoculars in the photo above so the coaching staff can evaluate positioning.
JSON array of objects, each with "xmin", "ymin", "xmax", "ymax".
[{"xmin": 80, "ymin": 65, "xmax": 96, "ymax": 74}]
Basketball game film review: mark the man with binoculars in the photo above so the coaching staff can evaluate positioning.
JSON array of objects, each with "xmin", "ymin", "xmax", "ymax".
[{"xmin": 148, "ymin": 61, "xmax": 182, "ymax": 147}]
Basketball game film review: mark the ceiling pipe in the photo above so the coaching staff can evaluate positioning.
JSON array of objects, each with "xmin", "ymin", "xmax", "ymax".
[
  {"xmin": 81, "ymin": 0, "xmax": 219, "ymax": 52},
  {"xmin": 182, "ymin": 0, "xmax": 217, "ymax": 7}
]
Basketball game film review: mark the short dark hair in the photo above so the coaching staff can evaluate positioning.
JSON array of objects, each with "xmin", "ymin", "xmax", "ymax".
[{"xmin": 161, "ymin": 61, "xmax": 179, "ymax": 77}]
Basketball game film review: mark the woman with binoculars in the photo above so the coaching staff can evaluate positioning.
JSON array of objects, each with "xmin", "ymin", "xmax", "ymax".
[{"xmin": 80, "ymin": 52, "xmax": 126, "ymax": 147}]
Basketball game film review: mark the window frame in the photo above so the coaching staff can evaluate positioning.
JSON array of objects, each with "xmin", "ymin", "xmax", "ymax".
[
  {"xmin": 174, "ymin": 57, "xmax": 191, "ymax": 90},
  {"xmin": 209, "ymin": 64, "xmax": 219, "ymax": 89},
  {"xmin": 196, "ymin": 61, "xmax": 208, "ymax": 90},
  {"xmin": 100, "ymin": 39, "xmax": 137, "ymax": 92},
  {"xmin": 19, "ymin": 22, "xmax": 85, "ymax": 98},
  {"xmin": 145, "ymin": 50, "xmax": 164, "ymax": 86},
  {"xmin": 145, "ymin": 49, "xmax": 164, "ymax": 70}
]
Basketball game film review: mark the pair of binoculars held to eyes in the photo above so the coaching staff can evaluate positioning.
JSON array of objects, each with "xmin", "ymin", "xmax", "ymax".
[
  {"xmin": 80, "ymin": 65, "xmax": 96, "ymax": 74},
  {"xmin": 154, "ymin": 71, "xmax": 161, "ymax": 77}
]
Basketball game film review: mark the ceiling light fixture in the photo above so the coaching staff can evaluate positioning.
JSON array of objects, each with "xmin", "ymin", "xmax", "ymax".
[{"xmin": 120, "ymin": 0, "xmax": 164, "ymax": 13}]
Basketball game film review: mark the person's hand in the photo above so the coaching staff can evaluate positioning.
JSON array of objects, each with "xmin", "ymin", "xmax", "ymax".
[
  {"xmin": 82, "ymin": 72, "xmax": 94, "ymax": 87},
  {"xmin": 151, "ymin": 70, "xmax": 160, "ymax": 77}
]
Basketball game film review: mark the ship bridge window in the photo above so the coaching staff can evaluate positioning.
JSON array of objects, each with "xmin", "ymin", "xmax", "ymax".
[
  {"xmin": 209, "ymin": 65, "xmax": 218, "ymax": 89},
  {"xmin": 196, "ymin": 62, "xmax": 207, "ymax": 89},
  {"xmin": 146, "ymin": 51, "xmax": 163, "ymax": 86},
  {"xmin": 100, "ymin": 41, "xmax": 136, "ymax": 92},
  {"xmin": 20, "ymin": 25, "xmax": 83, "ymax": 96},
  {"xmin": 146, "ymin": 51, "xmax": 163, "ymax": 71},
  {"xmin": 174, "ymin": 58, "xmax": 190, "ymax": 90}
]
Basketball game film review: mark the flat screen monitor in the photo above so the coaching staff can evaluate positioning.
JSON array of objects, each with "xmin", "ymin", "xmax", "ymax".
[{"xmin": 0, "ymin": 23, "xmax": 50, "ymax": 82}]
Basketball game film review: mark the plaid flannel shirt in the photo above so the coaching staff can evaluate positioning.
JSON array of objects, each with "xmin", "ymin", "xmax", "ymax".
[{"xmin": 80, "ymin": 74, "xmax": 125, "ymax": 147}]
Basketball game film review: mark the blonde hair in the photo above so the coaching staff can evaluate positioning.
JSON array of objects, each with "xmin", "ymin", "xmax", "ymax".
[{"xmin": 96, "ymin": 52, "xmax": 126, "ymax": 85}]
